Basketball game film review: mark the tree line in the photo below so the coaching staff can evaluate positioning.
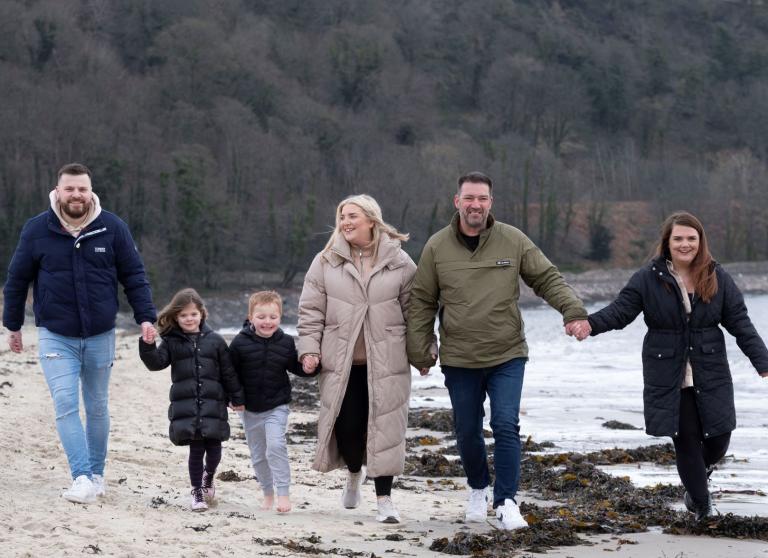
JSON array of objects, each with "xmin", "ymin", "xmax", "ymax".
[{"xmin": 2, "ymin": 0, "xmax": 768, "ymax": 296}]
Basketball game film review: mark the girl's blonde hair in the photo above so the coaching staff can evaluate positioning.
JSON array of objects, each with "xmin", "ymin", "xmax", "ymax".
[
  {"xmin": 156, "ymin": 288, "xmax": 208, "ymax": 335},
  {"xmin": 323, "ymin": 194, "xmax": 409, "ymax": 261}
]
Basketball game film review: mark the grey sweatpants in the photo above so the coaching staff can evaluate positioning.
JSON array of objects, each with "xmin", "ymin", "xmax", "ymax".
[{"xmin": 240, "ymin": 404, "xmax": 291, "ymax": 497}]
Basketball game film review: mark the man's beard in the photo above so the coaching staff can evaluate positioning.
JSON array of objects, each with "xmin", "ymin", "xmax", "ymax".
[{"xmin": 62, "ymin": 200, "xmax": 90, "ymax": 220}]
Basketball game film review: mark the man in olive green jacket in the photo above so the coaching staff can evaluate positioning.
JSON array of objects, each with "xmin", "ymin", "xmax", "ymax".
[{"xmin": 406, "ymin": 171, "xmax": 589, "ymax": 530}]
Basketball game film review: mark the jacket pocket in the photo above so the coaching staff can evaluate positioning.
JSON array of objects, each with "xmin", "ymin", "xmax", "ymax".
[
  {"xmin": 699, "ymin": 342, "xmax": 724, "ymax": 355},
  {"xmin": 320, "ymin": 324, "xmax": 342, "ymax": 373},
  {"xmin": 642, "ymin": 346, "xmax": 679, "ymax": 387},
  {"xmin": 384, "ymin": 325, "xmax": 409, "ymax": 374}
]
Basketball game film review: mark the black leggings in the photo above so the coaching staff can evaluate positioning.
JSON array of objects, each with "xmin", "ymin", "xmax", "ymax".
[
  {"xmin": 672, "ymin": 388, "xmax": 730, "ymax": 506},
  {"xmin": 188, "ymin": 438, "xmax": 222, "ymax": 488},
  {"xmin": 334, "ymin": 364, "xmax": 393, "ymax": 497}
]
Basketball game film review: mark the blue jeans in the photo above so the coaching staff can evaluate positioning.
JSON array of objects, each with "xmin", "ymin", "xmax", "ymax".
[
  {"xmin": 442, "ymin": 357, "xmax": 526, "ymax": 507},
  {"xmin": 38, "ymin": 327, "xmax": 116, "ymax": 479}
]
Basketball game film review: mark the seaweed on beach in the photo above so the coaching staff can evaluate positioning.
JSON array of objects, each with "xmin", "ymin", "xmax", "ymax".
[
  {"xmin": 406, "ymin": 435, "xmax": 442, "ymax": 450},
  {"xmin": 431, "ymin": 453, "xmax": 768, "ymax": 556},
  {"xmin": 290, "ymin": 421, "xmax": 318, "ymax": 438},
  {"xmin": 528, "ymin": 443, "xmax": 676, "ymax": 467},
  {"xmin": 430, "ymin": 520, "xmax": 586, "ymax": 556},
  {"xmin": 291, "ymin": 378, "xmax": 320, "ymax": 410},
  {"xmin": 665, "ymin": 513, "xmax": 768, "ymax": 540},
  {"xmin": 408, "ymin": 409, "xmax": 454, "ymax": 432},
  {"xmin": 251, "ymin": 536, "xmax": 369, "ymax": 556},
  {"xmin": 602, "ymin": 420, "xmax": 642, "ymax": 430},
  {"xmin": 217, "ymin": 469, "xmax": 248, "ymax": 482},
  {"xmin": 404, "ymin": 451, "xmax": 465, "ymax": 477}
]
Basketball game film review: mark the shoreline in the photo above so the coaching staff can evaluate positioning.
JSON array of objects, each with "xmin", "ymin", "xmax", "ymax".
[{"xmin": 2, "ymin": 327, "xmax": 767, "ymax": 557}]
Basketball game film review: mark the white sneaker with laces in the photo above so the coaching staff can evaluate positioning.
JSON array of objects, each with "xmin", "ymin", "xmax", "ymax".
[
  {"xmin": 376, "ymin": 496, "xmax": 401, "ymax": 523},
  {"xmin": 495, "ymin": 498, "xmax": 528, "ymax": 530},
  {"xmin": 342, "ymin": 468, "xmax": 365, "ymax": 509},
  {"xmin": 190, "ymin": 487, "xmax": 208, "ymax": 512},
  {"xmin": 201, "ymin": 469, "xmax": 215, "ymax": 502},
  {"xmin": 92, "ymin": 474, "xmax": 106, "ymax": 497},
  {"xmin": 63, "ymin": 475, "xmax": 97, "ymax": 504},
  {"xmin": 465, "ymin": 487, "xmax": 488, "ymax": 522}
]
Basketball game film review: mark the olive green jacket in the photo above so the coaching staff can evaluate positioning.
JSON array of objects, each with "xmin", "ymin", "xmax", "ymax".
[{"xmin": 406, "ymin": 213, "xmax": 587, "ymax": 369}]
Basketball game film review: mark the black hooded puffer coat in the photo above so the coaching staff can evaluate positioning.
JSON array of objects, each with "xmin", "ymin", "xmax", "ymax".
[{"xmin": 139, "ymin": 324, "xmax": 245, "ymax": 445}]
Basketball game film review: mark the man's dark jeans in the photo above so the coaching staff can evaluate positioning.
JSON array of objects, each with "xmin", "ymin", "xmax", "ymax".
[{"xmin": 442, "ymin": 357, "xmax": 526, "ymax": 507}]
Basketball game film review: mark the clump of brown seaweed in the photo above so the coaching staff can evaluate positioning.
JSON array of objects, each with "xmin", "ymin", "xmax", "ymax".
[{"xmin": 405, "ymin": 408, "xmax": 768, "ymax": 556}]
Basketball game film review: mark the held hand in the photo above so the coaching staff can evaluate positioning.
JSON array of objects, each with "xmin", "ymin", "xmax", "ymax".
[
  {"xmin": 419, "ymin": 353, "xmax": 438, "ymax": 376},
  {"xmin": 141, "ymin": 321, "xmax": 157, "ymax": 344},
  {"xmin": 302, "ymin": 354, "xmax": 320, "ymax": 374},
  {"xmin": 565, "ymin": 320, "xmax": 591, "ymax": 341},
  {"xmin": 7, "ymin": 330, "xmax": 23, "ymax": 353},
  {"xmin": 760, "ymin": 372, "xmax": 768, "ymax": 378},
  {"xmin": 230, "ymin": 404, "xmax": 245, "ymax": 411}
]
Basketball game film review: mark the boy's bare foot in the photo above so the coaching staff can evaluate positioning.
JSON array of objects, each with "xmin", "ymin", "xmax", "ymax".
[
  {"xmin": 261, "ymin": 495, "xmax": 274, "ymax": 510},
  {"xmin": 276, "ymin": 495, "xmax": 292, "ymax": 513}
]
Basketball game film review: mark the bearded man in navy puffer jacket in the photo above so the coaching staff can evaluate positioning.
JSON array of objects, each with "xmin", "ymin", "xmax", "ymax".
[{"xmin": 3, "ymin": 162, "xmax": 157, "ymax": 504}]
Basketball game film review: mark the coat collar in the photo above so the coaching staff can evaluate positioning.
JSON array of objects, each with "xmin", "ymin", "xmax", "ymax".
[
  {"xmin": 323, "ymin": 233, "xmax": 406, "ymax": 271},
  {"xmin": 239, "ymin": 320, "xmax": 285, "ymax": 341}
]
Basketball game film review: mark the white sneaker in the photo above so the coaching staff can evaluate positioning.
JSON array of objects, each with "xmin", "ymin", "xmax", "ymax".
[
  {"xmin": 495, "ymin": 498, "xmax": 528, "ymax": 530},
  {"xmin": 190, "ymin": 487, "xmax": 208, "ymax": 512},
  {"xmin": 201, "ymin": 469, "xmax": 215, "ymax": 502},
  {"xmin": 342, "ymin": 468, "xmax": 365, "ymax": 509},
  {"xmin": 465, "ymin": 487, "xmax": 488, "ymax": 522},
  {"xmin": 376, "ymin": 496, "xmax": 401, "ymax": 523},
  {"xmin": 63, "ymin": 475, "xmax": 97, "ymax": 504},
  {"xmin": 92, "ymin": 474, "xmax": 106, "ymax": 497}
]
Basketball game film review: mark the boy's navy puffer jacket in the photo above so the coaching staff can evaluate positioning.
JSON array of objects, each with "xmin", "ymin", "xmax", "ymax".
[
  {"xmin": 229, "ymin": 323, "xmax": 309, "ymax": 413},
  {"xmin": 3, "ymin": 208, "xmax": 156, "ymax": 337},
  {"xmin": 139, "ymin": 324, "xmax": 245, "ymax": 445}
]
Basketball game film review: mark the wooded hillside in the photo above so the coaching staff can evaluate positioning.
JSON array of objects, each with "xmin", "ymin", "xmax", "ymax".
[{"xmin": 2, "ymin": 0, "xmax": 768, "ymax": 293}]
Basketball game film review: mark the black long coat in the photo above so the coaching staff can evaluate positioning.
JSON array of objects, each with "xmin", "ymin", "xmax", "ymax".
[
  {"xmin": 139, "ymin": 324, "xmax": 245, "ymax": 445},
  {"xmin": 588, "ymin": 257, "xmax": 768, "ymax": 438},
  {"xmin": 229, "ymin": 323, "xmax": 309, "ymax": 413}
]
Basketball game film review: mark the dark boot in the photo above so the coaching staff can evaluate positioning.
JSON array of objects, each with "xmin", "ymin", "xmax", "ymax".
[{"xmin": 684, "ymin": 491, "xmax": 712, "ymax": 521}]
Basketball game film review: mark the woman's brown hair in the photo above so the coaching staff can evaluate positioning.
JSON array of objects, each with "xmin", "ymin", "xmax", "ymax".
[
  {"xmin": 656, "ymin": 211, "xmax": 717, "ymax": 302},
  {"xmin": 156, "ymin": 288, "xmax": 208, "ymax": 335}
]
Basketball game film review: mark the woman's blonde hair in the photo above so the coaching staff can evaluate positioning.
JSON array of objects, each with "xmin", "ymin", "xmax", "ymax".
[
  {"xmin": 323, "ymin": 194, "xmax": 408, "ymax": 260},
  {"xmin": 156, "ymin": 288, "xmax": 208, "ymax": 335}
]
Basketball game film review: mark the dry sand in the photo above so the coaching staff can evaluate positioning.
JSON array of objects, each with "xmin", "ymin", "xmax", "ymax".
[{"xmin": 1, "ymin": 326, "xmax": 767, "ymax": 558}]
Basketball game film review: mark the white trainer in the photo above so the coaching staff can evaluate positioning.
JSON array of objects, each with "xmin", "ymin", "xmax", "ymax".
[
  {"xmin": 92, "ymin": 474, "xmax": 106, "ymax": 497},
  {"xmin": 376, "ymin": 496, "xmax": 401, "ymax": 523},
  {"xmin": 495, "ymin": 498, "xmax": 528, "ymax": 530},
  {"xmin": 342, "ymin": 468, "xmax": 365, "ymax": 509},
  {"xmin": 190, "ymin": 487, "xmax": 208, "ymax": 512},
  {"xmin": 63, "ymin": 475, "xmax": 97, "ymax": 504},
  {"xmin": 465, "ymin": 487, "xmax": 488, "ymax": 522}
]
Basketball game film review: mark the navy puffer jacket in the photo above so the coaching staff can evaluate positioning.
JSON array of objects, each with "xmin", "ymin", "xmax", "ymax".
[
  {"xmin": 3, "ymin": 208, "xmax": 156, "ymax": 337},
  {"xmin": 229, "ymin": 323, "xmax": 309, "ymax": 413},
  {"xmin": 139, "ymin": 324, "xmax": 245, "ymax": 445},
  {"xmin": 588, "ymin": 257, "xmax": 768, "ymax": 438}
]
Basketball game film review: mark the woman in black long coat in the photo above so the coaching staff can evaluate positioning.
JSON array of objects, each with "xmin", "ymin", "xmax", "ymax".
[{"xmin": 574, "ymin": 212, "xmax": 768, "ymax": 520}]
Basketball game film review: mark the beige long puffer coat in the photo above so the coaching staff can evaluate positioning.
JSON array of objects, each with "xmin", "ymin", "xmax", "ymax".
[{"xmin": 297, "ymin": 233, "xmax": 416, "ymax": 477}]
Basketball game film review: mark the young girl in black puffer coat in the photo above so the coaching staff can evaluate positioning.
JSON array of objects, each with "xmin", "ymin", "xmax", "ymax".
[{"xmin": 139, "ymin": 288, "xmax": 245, "ymax": 512}]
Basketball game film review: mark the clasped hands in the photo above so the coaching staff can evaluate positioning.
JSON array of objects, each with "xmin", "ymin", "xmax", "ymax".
[
  {"xmin": 301, "ymin": 353, "xmax": 321, "ymax": 374},
  {"xmin": 565, "ymin": 319, "xmax": 591, "ymax": 341}
]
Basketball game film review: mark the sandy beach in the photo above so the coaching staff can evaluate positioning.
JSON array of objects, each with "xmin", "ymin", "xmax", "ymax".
[{"xmin": 2, "ymin": 326, "xmax": 767, "ymax": 558}]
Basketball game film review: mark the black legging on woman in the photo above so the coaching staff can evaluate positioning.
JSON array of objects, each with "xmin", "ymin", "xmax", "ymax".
[
  {"xmin": 672, "ymin": 388, "xmax": 730, "ymax": 506},
  {"xmin": 334, "ymin": 364, "xmax": 393, "ymax": 496}
]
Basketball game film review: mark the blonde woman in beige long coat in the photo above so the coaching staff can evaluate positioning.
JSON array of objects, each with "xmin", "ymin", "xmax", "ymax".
[{"xmin": 297, "ymin": 194, "xmax": 416, "ymax": 524}]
